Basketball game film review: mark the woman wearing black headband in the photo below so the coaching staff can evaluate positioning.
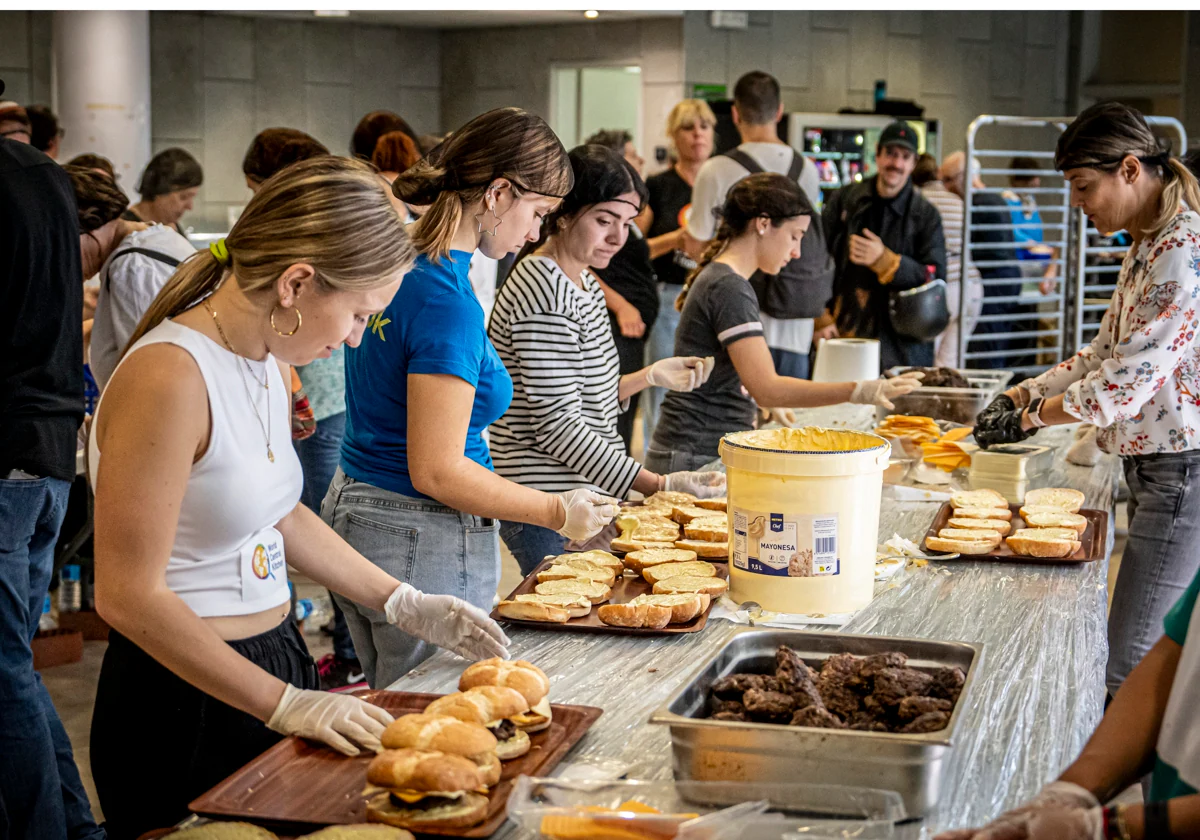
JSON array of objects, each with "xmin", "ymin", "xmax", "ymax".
[
  {"xmin": 976, "ymin": 101, "xmax": 1200, "ymax": 703},
  {"xmin": 487, "ymin": 144, "xmax": 724, "ymax": 573},
  {"xmin": 329, "ymin": 109, "xmax": 619, "ymax": 686}
]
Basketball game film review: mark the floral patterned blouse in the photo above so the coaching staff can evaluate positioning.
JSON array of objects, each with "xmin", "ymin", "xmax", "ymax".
[{"xmin": 1022, "ymin": 208, "xmax": 1200, "ymax": 455}]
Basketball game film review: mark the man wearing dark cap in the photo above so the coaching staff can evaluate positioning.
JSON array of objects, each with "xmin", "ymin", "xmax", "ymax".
[
  {"xmin": 822, "ymin": 120, "xmax": 947, "ymax": 368},
  {"xmin": 124, "ymin": 146, "xmax": 203, "ymax": 236}
]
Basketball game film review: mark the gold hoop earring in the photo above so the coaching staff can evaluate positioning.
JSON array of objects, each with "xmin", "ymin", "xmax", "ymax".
[{"xmin": 270, "ymin": 304, "xmax": 302, "ymax": 337}]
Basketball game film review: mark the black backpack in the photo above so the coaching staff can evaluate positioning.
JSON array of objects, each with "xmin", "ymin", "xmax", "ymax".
[{"xmin": 722, "ymin": 148, "xmax": 835, "ymax": 320}]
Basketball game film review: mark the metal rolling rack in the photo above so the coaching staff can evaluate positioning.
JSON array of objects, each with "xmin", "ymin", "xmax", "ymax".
[
  {"xmin": 960, "ymin": 116, "xmax": 1072, "ymax": 376},
  {"xmin": 1072, "ymin": 116, "xmax": 1187, "ymax": 352},
  {"xmin": 959, "ymin": 114, "xmax": 1187, "ymax": 375}
]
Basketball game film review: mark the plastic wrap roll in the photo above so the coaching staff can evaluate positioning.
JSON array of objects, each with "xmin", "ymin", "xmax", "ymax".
[{"xmin": 812, "ymin": 338, "xmax": 881, "ymax": 382}]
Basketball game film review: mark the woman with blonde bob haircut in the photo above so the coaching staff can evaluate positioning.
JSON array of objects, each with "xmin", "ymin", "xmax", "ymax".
[
  {"xmin": 88, "ymin": 157, "xmax": 508, "ymax": 839},
  {"xmin": 331, "ymin": 108, "xmax": 620, "ymax": 688}
]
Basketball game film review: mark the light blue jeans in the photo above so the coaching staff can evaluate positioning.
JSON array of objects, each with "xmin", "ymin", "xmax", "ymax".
[
  {"xmin": 321, "ymin": 467, "xmax": 500, "ymax": 688},
  {"xmin": 642, "ymin": 283, "xmax": 683, "ymax": 454},
  {"xmin": 1107, "ymin": 452, "xmax": 1200, "ymax": 698},
  {"xmin": 500, "ymin": 520, "xmax": 567, "ymax": 577}
]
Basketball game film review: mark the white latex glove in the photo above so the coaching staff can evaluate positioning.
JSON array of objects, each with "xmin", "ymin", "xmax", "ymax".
[
  {"xmin": 384, "ymin": 583, "xmax": 510, "ymax": 661},
  {"xmin": 646, "ymin": 356, "xmax": 715, "ymax": 392},
  {"xmin": 850, "ymin": 371, "xmax": 923, "ymax": 410},
  {"xmin": 933, "ymin": 782, "xmax": 1100, "ymax": 840},
  {"xmin": 759, "ymin": 406, "xmax": 797, "ymax": 428},
  {"xmin": 554, "ymin": 489, "xmax": 620, "ymax": 541},
  {"xmin": 664, "ymin": 471, "xmax": 726, "ymax": 499},
  {"xmin": 266, "ymin": 684, "xmax": 395, "ymax": 756}
]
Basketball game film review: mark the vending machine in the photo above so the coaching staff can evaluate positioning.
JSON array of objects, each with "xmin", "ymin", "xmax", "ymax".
[{"xmin": 785, "ymin": 113, "xmax": 941, "ymax": 206}]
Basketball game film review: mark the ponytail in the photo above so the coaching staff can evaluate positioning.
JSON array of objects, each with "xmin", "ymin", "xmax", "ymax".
[
  {"xmin": 125, "ymin": 251, "xmax": 224, "ymax": 350},
  {"xmin": 676, "ymin": 222, "xmax": 732, "ymax": 312},
  {"xmin": 1156, "ymin": 157, "xmax": 1200, "ymax": 234}
]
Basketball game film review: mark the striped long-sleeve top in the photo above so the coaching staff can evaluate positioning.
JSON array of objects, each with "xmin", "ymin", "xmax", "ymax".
[{"xmin": 487, "ymin": 255, "xmax": 642, "ymax": 498}]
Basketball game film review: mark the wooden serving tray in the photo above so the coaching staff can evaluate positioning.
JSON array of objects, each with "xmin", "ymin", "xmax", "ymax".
[
  {"xmin": 188, "ymin": 690, "xmax": 602, "ymax": 836},
  {"xmin": 921, "ymin": 503, "xmax": 1109, "ymax": 564},
  {"xmin": 491, "ymin": 556, "xmax": 726, "ymax": 636}
]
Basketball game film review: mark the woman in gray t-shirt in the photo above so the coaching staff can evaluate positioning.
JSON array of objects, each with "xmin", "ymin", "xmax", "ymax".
[{"xmin": 646, "ymin": 173, "xmax": 922, "ymax": 472}]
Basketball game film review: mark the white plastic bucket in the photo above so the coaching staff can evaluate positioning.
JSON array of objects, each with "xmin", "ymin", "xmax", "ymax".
[{"xmin": 719, "ymin": 427, "xmax": 891, "ymax": 615}]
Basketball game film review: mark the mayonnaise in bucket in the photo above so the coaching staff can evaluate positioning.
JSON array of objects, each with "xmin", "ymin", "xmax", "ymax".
[{"xmin": 720, "ymin": 427, "xmax": 890, "ymax": 615}]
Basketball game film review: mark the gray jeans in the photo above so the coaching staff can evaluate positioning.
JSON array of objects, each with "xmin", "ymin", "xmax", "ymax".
[
  {"xmin": 1108, "ymin": 452, "xmax": 1200, "ymax": 697},
  {"xmin": 643, "ymin": 446, "xmax": 719, "ymax": 475},
  {"xmin": 321, "ymin": 467, "xmax": 500, "ymax": 688}
]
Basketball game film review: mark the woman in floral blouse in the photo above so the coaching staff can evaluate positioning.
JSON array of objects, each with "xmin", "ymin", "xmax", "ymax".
[{"xmin": 976, "ymin": 101, "xmax": 1200, "ymax": 701}]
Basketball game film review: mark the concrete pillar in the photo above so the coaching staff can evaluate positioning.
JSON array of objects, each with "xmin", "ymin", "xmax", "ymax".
[{"xmin": 53, "ymin": 11, "xmax": 151, "ymax": 191}]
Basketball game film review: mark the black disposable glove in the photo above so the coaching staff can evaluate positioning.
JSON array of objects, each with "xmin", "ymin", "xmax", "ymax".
[{"xmin": 974, "ymin": 394, "xmax": 1034, "ymax": 449}]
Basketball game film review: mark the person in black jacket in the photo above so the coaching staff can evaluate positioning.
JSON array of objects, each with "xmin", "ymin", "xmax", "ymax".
[
  {"xmin": 823, "ymin": 121, "xmax": 947, "ymax": 370},
  {"xmin": 0, "ymin": 136, "xmax": 105, "ymax": 840},
  {"xmin": 942, "ymin": 151, "xmax": 1028, "ymax": 369}
]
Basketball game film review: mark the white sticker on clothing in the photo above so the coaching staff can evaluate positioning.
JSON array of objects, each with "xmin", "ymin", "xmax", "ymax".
[{"xmin": 239, "ymin": 526, "xmax": 288, "ymax": 603}]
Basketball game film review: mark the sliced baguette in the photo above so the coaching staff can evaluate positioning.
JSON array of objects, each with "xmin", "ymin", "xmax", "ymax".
[
  {"xmin": 496, "ymin": 600, "xmax": 569, "ymax": 623},
  {"xmin": 924, "ymin": 536, "xmax": 997, "ymax": 555},
  {"xmin": 652, "ymin": 575, "xmax": 729, "ymax": 597},
  {"xmin": 533, "ymin": 579, "xmax": 612, "ymax": 604},
  {"xmin": 1006, "ymin": 531, "xmax": 1083, "ymax": 558},
  {"xmin": 1023, "ymin": 511, "xmax": 1087, "ymax": 535},
  {"xmin": 535, "ymin": 565, "xmax": 617, "ymax": 586},
  {"xmin": 683, "ymin": 516, "xmax": 729, "ymax": 542},
  {"xmin": 670, "ymin": 504, "xmax": 717, "ymax": 525},
  {"xmin": 596, "ymin": 602, "xmax": 673, "ymax": 629},
  {"xmin": 674, "ymin": 539, "xmax": 729, "ymax": 558},
  {"xmin": 951, "ymin": 488, "xmax": 1009, "ymax": 509},
  {"xmin": 642, "ymin": 560, "xmax": 718, "ymax": 585},
  {"xmin": 627, "ymin": 593, "xmax": 708, "ymax": 624},
  {"xmin": 552, "ymin": 551, "xmax": 625, "ymax": 574},
  {"xmin": 946, "ymin": 517, "xmax": 1012, "ymax": 536},
  {"xmin": 513, "ymin": 593, "xmax": 592, "ymax": 619},
  {"xmin": 643, "ymin": 490, "xmax": 698, "ymax": 509},
  {"xmin": 938, "ymin": 527, "xmax": 1001, "ymax": 545},
  {"xmin": 612, "ymin": 537, "xmax": 678, "ymax": 553},
  {"xmin": 952, "ymin": 505, "xmax": 1014, "ymax": 521},
  {"xmin": 1010, "ymin": 526, "xmax": 1080, "ymax": 542},
  {"xmin": 1023, "ymin": 487, "xmax": 1085, "ymax": 513},
  {"xmin": 623, "ymin": 547, "xmax": 698, "ymax": 574},
  {"xmin": 695, "ymin": 497, "xmax": 727, "ymax": 512},
  {"xmin": 617, "ymin": 507, "xmax": 679, "ymax": 525}
]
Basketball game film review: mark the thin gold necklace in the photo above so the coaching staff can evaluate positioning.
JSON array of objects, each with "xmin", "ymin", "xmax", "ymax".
[{"xmin": 203, "ymin": 300, "xmax": 274, "ymax": 463}]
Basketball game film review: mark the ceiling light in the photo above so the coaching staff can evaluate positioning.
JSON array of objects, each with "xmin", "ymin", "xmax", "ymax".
[
  {"xmin": 313, "ymin": 10, "xmax": 349, "ymax": 17},
  {"xmin": 584, "ymin": 10, "xmax": 599, "ymax": 19}
]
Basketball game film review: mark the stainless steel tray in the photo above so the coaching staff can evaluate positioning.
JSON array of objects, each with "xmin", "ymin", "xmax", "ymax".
[{"xmin": 649, "ymin": 628, "xmax": 983, "ymax": 818}]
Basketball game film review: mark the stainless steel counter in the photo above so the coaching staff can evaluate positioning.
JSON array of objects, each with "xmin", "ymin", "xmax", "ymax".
[{"xmin": 387, "ymin": 406, "xmax": 1119, "ymax": 835}]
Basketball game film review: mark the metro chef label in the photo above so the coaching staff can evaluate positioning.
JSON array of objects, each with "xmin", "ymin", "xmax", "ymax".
[{"xmin": 733, "ymin": 509, "xmax": 839, "ymax": 577}]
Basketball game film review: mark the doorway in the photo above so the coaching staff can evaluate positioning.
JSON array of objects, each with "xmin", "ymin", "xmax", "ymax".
[{"xmin": 550, "ymin": 64, "xmax": 643, "ymax": 151}]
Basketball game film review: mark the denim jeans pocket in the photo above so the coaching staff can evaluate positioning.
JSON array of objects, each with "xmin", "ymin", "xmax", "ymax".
[
  {"xmin": 343, "ymin": 512, "xmax": 419, "ymax": 582},
  {"xmin": 463, "ymin": 521, "xmax": 500, "ymax": 609},
  {"xmin": 1134, "ymin": 458, "xmax": 1188, "ymax": 498}
]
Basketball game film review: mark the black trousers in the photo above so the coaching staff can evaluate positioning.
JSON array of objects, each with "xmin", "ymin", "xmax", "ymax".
[
  {"xmin": 609, "ymin": 314, "xmax": 648, "ymax": 455},
  {"xmin": 90, "ymin": 619, "xmax": 318, "ymax": 840}
]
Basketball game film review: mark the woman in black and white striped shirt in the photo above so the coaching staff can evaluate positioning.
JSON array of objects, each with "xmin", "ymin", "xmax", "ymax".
[{"xmin": 489, "ymin": 145, "xmax": 724, "ymax": 573}]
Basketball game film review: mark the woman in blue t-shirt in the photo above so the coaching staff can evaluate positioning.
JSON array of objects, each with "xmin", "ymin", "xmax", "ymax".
[{"xmin": 327, "ymin": 108, "xmax": 620, "ymax": 687}]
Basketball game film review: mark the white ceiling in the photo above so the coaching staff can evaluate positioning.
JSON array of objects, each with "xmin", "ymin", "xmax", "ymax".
[{"xmin": 237, "ymin": 10, "xmax": 681, "ymax": 29}]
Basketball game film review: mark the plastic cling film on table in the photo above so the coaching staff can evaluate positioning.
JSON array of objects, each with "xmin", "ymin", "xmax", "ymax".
[{"xmin": 721, "ymin": 426, "xmax": 888, "ymax": 615}]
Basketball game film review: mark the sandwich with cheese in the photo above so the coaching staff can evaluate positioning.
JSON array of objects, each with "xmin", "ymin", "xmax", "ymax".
[
  {"xmin": 380, "ymin": 713, "xmax": 501, "ymax": 786},
  {"xmin": 365, "ymin": 748, "xmax": 489, "ymax": 830},
  {"xmin": 459, "ymin": 658, "xmax": 553, "ymax": 735},
  {"xmin": 425, "ymin": 686, "xmax": 533, "ymax": 760}
]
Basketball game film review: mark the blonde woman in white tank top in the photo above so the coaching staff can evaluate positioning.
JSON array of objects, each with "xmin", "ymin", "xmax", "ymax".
[{"xmin": 86, "ymin": 158, "xmax": 508, "ymax": 839}]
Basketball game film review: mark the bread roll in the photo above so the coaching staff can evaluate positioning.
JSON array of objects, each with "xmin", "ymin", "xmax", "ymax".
[
  {"xmin": 1023, "ymin": 511, "xmax": 1087, "ymax": 535},
  {"xmin": 642, "ymin": 560, "xmax": 718, "ymax": 585},
  {"xmin": 535, "ymin": 565, "xmax": 617, "ymax": 586},
  {"xmin": 533, "ymin": 579, "xmax": 612, "ymax": 604},
  {"xmin": 596, "ymin": 602, "xmax": 673, "ymax": 629},
  {"xmin": 684, "ymin": 516, "xmax": 729, "ymax": 542},
  {"xmin": 623, "ymin": 547, "xmax": 697, "ymax": 574},
  {"xmin": 938, "ymin": 528, "xmax": 1001, "ymax": 545},
  {"xmin": 652, "ymin": 575, "xmax": 729, "ymax": 596},
  {"xmin": 424, "ymin": 687, "xmax": 529, "ymax": 725},
  {"xmin": 458, "ymin": 658, "xmax": 549, "ymax": 707},
  {"xmin": 366, "ymin": 749, "xmax": 485, "ymax": 792},
  {"xmin": 670, "ymin": 504, "xmax": 717, "ymax": 525},
  {"xmin": 552, "ymin": 551, "xmax": 624, "ymax": 574},
  {"xmin": 923, "ymin": 536, "xmax": 995, "ymax": 555},
  {"xmin": 1006, "ymin": 531, "xmax": 1083, "ymax": 557},
  {"xmin": 1022, "ymin": 487, "xmax": 1085, "ymax": 513},
  {"xmin": 495, "ymin": 600, "xmax": 569, "ymax": 624},
  {"xmin": 627, "ymin": 593, "xmax": 706, "ymax": 623},
  {"xmin": 950, "ymin": 488, "xmax": 1009, "ymax": 509},
  {"xmin": 513, "ymin": 593, "xmax": 591, "ymax": 618},
  {"xmin": 695, "ymin": 497, "xmax": 727, "ymax": 511},
  {"xmin": 946, "ymin": 517, "xmax": 1012, "ymax": 535},
  {"xmin": 673, "ymin": 539, "xmax": 729, "ymax": 557},
  {"xmin": 643, "ymin": 490, "xmax": 698, "ymax": 509},
  {"xmin": 952, "ymin": 506, "xmax": 1014, "ymax": 521},
  {"xmin": 380, "ymin": 713, "xmax": 498, "ymax": 755}
]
